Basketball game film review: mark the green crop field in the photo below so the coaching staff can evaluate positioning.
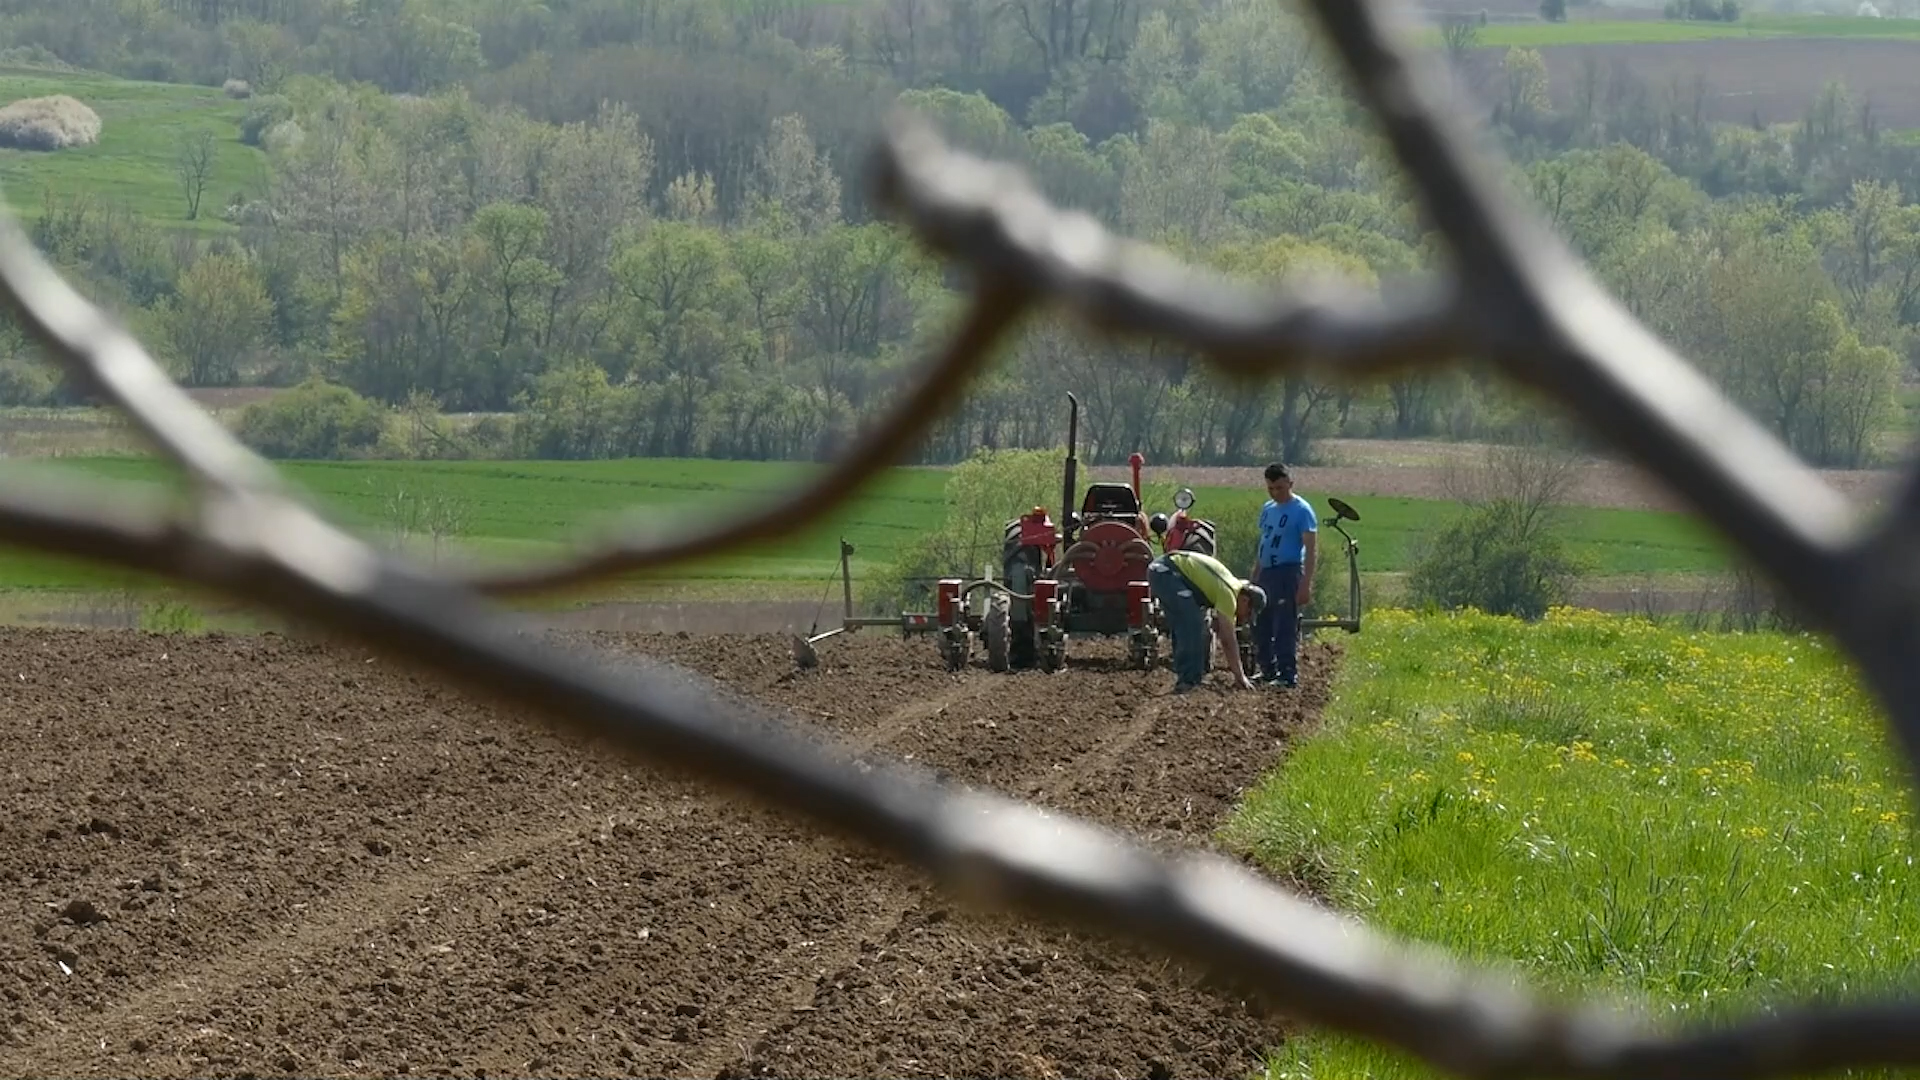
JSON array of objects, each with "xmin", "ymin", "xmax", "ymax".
[
  {"xmin": 0, "ymin": 457, "xmax": 949, "ymax": 596},
  {"xmin": 1429, "ymin": 14, "xmax": 1920, "ymax": 47},
  {"xmin": 1170, "ymin": 488, "xmax": 1729, "ymax": 577},
  {"xmin": 0, "ymin": 68, "xmax": 267, "ymax": 230},
  {"xmin": 1227, "ymin": 608, "xmax": 1919, "ymax": 1079},
  {"xmin": 0, "ymin": 457, "xmax": 1734, "ymax": 599}
]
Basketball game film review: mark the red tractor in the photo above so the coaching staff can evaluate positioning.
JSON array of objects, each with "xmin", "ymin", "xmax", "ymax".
[{"xmin": 938, "ymin": 393, "xmax": 1229, "ymax": 673}]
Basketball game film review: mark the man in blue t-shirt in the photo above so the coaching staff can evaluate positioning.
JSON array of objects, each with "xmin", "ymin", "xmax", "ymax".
[{"xmin": 1249, "ymin": 462, "xmax": 1317, "ymax": 688}]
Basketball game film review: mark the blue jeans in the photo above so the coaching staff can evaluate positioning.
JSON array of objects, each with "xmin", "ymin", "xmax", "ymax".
[
  {"xmin": 1255, "ymin": 563, "xmax": 1301, "ymax": 680},
  {"xmin": 1148, "ymin": 555, "xmax": 1208, "ymax": 687}
]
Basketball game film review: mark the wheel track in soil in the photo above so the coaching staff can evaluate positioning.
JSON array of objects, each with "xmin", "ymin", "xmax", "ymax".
[
  {"xmin": 0, "ymin": 627, "xmax": 1337, "ymax": 1080},
  {"xmin": 684, "ymin": 677, "xmax": 1179, "ymax": 1080},
  {"xmin": 7, "ymin": 806, "xmax": 647, "ymax": 1068}
]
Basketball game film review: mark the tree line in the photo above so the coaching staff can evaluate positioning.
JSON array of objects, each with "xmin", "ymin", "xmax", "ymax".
[{"xmin": 0, "ymin": 0, "xmax": 1914, "ymax": 468}]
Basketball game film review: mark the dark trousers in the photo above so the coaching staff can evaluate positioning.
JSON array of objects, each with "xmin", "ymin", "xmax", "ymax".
[
  {"xmin": 1148, "ymin": 555, "xmax": 1208, "ymax": 687},
  {"xmin": 1255, "ymin": 563, "xmax": 1301, "ymax": 680}
]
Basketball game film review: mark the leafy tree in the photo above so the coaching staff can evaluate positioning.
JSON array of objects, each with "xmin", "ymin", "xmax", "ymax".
[
  {"xmin": 610, "ymin": 221, "xmax": 749, "ymax": 455},
  {"xmin": 468, "ymin": 201, "xmax": 558, "ymax": 348},
  {"xmin": 156, "ymin": 252, "xmax": 273, "ymax": 386}
]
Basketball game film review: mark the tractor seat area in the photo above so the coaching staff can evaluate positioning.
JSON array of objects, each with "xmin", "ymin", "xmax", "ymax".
[{"xmin": 1081, "ymin": 483, "xmax": 1141, "ymax": 518}]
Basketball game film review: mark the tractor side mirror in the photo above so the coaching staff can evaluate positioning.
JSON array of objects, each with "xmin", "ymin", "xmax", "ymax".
[{"xmin": 1174, "ymin": 487, "xmax": 1195, "ymax": 511}]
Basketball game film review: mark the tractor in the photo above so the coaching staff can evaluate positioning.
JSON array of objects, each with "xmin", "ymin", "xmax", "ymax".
[
  {"xmin": 789, "ymin": 392, "xmax": 1207, "ymax": 673},
  {"xmin": 965, "ymin": 392, "xmax": 1226, "ymax": 673}
]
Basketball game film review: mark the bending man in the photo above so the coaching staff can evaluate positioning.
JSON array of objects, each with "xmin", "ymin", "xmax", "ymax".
[{"xmin": 1147, "ymin": 547, "xmax": 1266, "ymax": 694}]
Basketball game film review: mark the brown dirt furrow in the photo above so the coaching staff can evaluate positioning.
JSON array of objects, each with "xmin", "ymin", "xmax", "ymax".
[
  {"xmin": 721, "ymin": 641, "xmax": 1336, "ymax": 1080},
  {"xmin": 0, "ymin": 626, "xmax": 1334, "ymax": 1080}
]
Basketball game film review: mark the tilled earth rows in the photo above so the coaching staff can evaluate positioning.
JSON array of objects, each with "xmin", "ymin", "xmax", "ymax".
[{"xmin": 0, "ymin": 627, "xmax": 1336, "ymax": 1079}]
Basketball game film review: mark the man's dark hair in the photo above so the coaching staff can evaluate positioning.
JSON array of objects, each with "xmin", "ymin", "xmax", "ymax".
[{"xmin": 1264, "ymin": 462, "xmax": 1291, "ymax": 482}]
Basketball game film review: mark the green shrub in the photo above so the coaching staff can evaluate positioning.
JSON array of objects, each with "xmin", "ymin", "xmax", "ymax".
[
  {"xmin": 233, "ymin": 378, "xmax": 387, "ymax": 460},
  {"xmin": 1405, "ymin": 498, "xmax": 1585, "ymax": 620}
]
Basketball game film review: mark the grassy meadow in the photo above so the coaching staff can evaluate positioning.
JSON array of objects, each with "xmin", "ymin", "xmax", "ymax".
[
  {"xmin": 0, "ymin": 67, "xmax": 267, "ymax": 230},
  {"xmin": 0, "ymin": 455, "xmax": 1736, "ymax": 602},
  {"xmin": 1226, "ymin": 608, "xmax": 1920, "ymax": 1079}
]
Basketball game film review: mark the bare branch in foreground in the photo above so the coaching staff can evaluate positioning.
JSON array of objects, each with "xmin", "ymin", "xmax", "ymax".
[{"xmin": 0, "ymin": 0, "xmax": 1915, "ymax": 1075}]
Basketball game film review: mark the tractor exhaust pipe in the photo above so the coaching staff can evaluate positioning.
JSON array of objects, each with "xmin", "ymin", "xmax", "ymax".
[{"xmin": 1062, "ymin": 392, "xmax": 1079, "ymax": 543}]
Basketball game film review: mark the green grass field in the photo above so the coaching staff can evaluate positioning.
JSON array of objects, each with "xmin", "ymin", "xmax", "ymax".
[
  {"xmin": 1431, "ymin": 13, "xmax": 1920, "ymax": 47},
  {"xmin": 1181, "ymin": 487, "xmax": 1729, "ymax": 577},
  {"xmin": 0, "ymin": 456, "xmax": 1734, "ymax": 601},
  {"xmin": 0, "ymin": 457, "xmax": 949, "ymax": 596},
  {"xmin": 1226, "ymin": 608, "xmax": 1920, "ymax": 1079},
  {"xmin": 0, "ymin": 67, "xmax": 267, "ymax": 231}
]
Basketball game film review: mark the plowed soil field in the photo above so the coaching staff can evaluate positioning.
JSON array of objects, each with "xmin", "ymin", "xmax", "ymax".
[{"xmin": 0, "ymin": 627, "xmax": 1337, "ymax": 1079}]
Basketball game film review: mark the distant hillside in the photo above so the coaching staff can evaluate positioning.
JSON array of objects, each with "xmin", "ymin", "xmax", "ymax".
[
  {"xmin": 1423, "ymin": 12, "xmax": 1920, "ymax": 128},
  {"xmin": 1534, "ymin": 37, "xmax": 1920, "ymax": 127},
  {"xmin": 0, "ymin": 67, "xmax": 268, "ymax": 231}
]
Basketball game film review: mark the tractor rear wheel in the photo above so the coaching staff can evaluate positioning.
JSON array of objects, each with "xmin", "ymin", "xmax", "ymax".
[{"xmin": 984, "ymin": 592, "xmax": 1012, "ymax": 673}]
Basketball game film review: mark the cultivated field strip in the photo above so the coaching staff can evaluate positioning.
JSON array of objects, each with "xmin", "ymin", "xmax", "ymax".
[{"xmin": 0, "ymin": 628, "xmax": 1331, "ymax": 1079}]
